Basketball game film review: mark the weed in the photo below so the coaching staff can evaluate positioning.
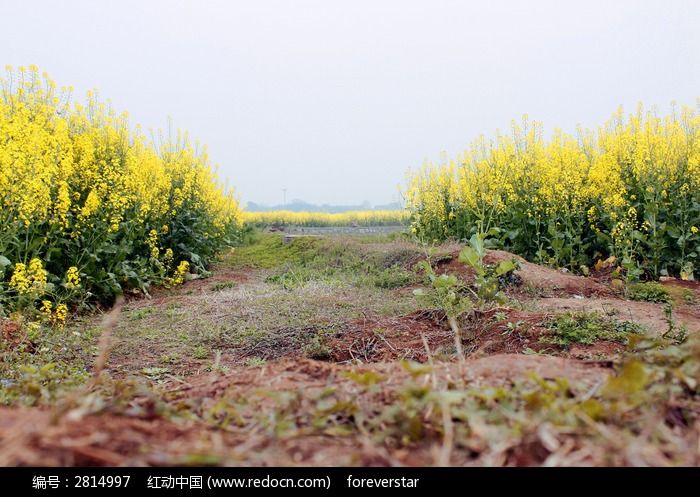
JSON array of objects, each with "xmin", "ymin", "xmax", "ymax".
[
  {"xmin": 371, "ymin": 265, "xmax": 415, "ymax": 289},
  {"xmin": 265, "ymin": 266, "xmax": 339, "ymax": 290},
  {"xmin": 159, "ymin": 353, "xmax": 180, "ymax": 365},
  {"xmin": 601, "ymin": 305, "xmax": 619, "ymax": 317},
  {"xmin": 303, "ymin": 335, "xmax": 332, "ymax": 360},
  {"xmin": 2, "ymin": 364, "xmax": 68, "ymax": 406},
  {"xmin": 523, "ymin": 281, "xmax": 545, "ymax": 297},
  {"xmin": 458, "ymin": 234, "xmax": 519, "ymax": 306},
  {"xmin": 503, "ymin": 320, "xmax": 525, "ymax": 336},
  {"xmin": 660, "ymin": 301, "xmax": 688, "ymax": 343},
  {"xmin": 245, "ymin": 357, "xmax": 267, "ymax": 368},
  {"xmin": 206, "ymin": 351, "xmax": 229, "ymax": 375},
  {"xmin": 141, "ymin": 367, "xmax": 170, "ymax": 380},
  {"xmin": 211, "ymin": 281, "xmax": 237, "ymax": 292},
  {"xmin": 414, "ymin": 262, "xmax": 472, "ymax": 354},
  {"xmin": 128, "ymin": 307, "xmax": 154, "ymax": 321},
  {"xmin": 662, "ymin": 301, "xmax": 675, "ymax": 336},
  {"xmin": 370, "ymin": 328, "xmax": 387, "ymax": 338},
  {"xmin": 626, "ymin": 282, "xmax": 671, "ymax": 303},
  {"xmin": 414, "ymin": 234, "xmax": 519, "ymax": 361},
  {"xmin": 541, "ymin": 312, "xmax": 644, "ymax": 348},
  {"xmin": 681, "ymin": 288, "xmax": 697, "ymax": 305},
  {"xmin": 192, "ymin": 346, "xmax": 209, "ymax": 360}
]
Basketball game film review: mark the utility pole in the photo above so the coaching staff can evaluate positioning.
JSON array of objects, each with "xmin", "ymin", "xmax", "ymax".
[{"xmin": 282, "ymin": 188, "xmax": 287, "ymax": 208}]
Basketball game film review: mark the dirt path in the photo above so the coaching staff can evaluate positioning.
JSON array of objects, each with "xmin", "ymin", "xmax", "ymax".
[{"xmin": 2, "ymin": 235, "xmax": 699, "ymax": 466}]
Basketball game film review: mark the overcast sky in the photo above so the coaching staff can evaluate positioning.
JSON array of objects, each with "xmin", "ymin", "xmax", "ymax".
[{"xmin": 2, "ymin": 0, "xmax": 699, "ymax": 206}]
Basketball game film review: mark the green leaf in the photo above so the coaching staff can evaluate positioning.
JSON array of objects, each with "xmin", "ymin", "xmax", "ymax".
[
  {"xmin": 458, "ymin": 246, "xmax": 480, "ymax": 269},
  {"xmin": 602, "ymin": 361, "xmax": 649, "ymax": 398},
  {"xmin": 468, "ymin": 234, "xmax": 486, "ymax": 258},
  {"xmin": 495, "ymin": 260, "xmax": 516, "ymax": 276}
]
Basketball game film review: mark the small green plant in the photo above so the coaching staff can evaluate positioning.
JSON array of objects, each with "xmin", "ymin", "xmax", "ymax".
[
  {"xmin": 128, "ymin": 307, "xmax": 154, "ymax": 321},
  {"xmin": 371, "ymin": 265, "xmax": 415, "ymax": 289},
  {"xmin": 245, "ymin": 357, "xmax": 267, "ymax": 368},
  {"xmin": 620, "ymin": 256, "xmax": 644, "ymax": 286},
  {"xmin": 211, "ymin": 281, "xmax": 237, "ymax": 292},
  {"xmin": 159, "ymin": 353, "xmax": 180, "ymax": 365},
  {"xmin": 192, "ymin": 345, "xmax": 209, "ymax": 360},
  {"xmin": 265, "ymin": 267, "xmax": 311, "ymax": 290},
  {"xmin": 541, "ymin": 312, "xmax": 644, "ymax": 348},
  {"xmin": 626, "ymin": 282, "xmax": 671, "ymax": 303},
  {"xmin": 206, "ymin": 351, "xmax": 229, "ymax": 374},
  {"xmin": 659, "ymin": 301, "xmax": 688, "ymax": 342},
  {"xmin": 303, "ymin": 335, "xmax": 332, "ymax": 360},
  {"xmin": 414, "ymin": 262, "xmax": 472, "ymax": 361},
  {"xmin": 662, "ymin": 301, "xmax": 674, "ymax": 336},
  {"xmin": 458, "ymin": 234, "xmax": 518, "ymax": 306},
  {"xmin": 413, "ymin": 234, "xmax": 519, "ymax": 362},
  {"xmin": 681, "ymin": 288, "xmax": 697, "ymax": 305},
  {"xmin": 141, "ymin": 367, "xmax": 170, "ymax": 380},
  {"xmin": 503, "ymin": 320, "xmax": 525, "ymax": 336}
]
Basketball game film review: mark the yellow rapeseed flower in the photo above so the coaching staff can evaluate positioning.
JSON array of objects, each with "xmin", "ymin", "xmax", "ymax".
[
  {"xmin": 40, "ymin": 300, "xmax": 53, "ymax": 317},
  {"xmin": 65, "ymin": 267, "xmax": 81, "ymax": 289},
  {"xmin": 53, "ymin": 303, "xmax": 68, "ymax": 327},
  {"xmin": 9, "ymin": 263, "xmax": 30, "ymax": 294}
]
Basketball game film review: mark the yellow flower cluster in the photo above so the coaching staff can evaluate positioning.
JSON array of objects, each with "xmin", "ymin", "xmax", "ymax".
[
  {"xmin": 163, "ymin": 248, "xmax": 174, "ymax": 267},
  {"xmin": 9, "ymin": 258, "xmax": 47, "ymax": 296},
  {"xmin": 40, "ymin": 299, "xmax": 53, "ymax": 317},
  {"xmin": 0, "ymin": 67, "xmax": 240, "ymax": 238},
  {"xmin": 405, "ymin": 103, "xmax": 700, "ymax": 277},
  {"xmin": 54, "ymin": 303, "xmax": 68, "ymax": 326},
  {"xmin": 242, "ymin": 210, "xmax": 408, "ymax": 227},
  {"xmin": 38, "ymin": 300, "xmax": 68, "ymax": 327},
  {"xmin": 165, "ymin": 260, "xmax": 190, "ymax": 287},
  {"xmin": 147, "ymin": 230, "xmax": 160, "ymax": 259},
  {"xmin": 1, "ymin": 66, "xmax": 242, "ymax": 311},
  {"xmin": 65, "ymin": 267, "xmax": 80, "ymax": 289}
]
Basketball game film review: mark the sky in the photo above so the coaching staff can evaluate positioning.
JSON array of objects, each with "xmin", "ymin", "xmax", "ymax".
[{"xmin": 2, "ymin": 0, "xmax": 699, "ymax": 207}]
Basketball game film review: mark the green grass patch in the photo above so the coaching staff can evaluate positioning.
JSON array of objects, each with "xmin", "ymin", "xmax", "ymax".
[
  {"xmin": 541, "ymin": 311, "xmax": 645, "ymax": 348},
  {"xmin": 224, "ymin": 233, "xmax": 325, "ymax": 269},
  {"xmin": 264, "ymin": 266, "xmax": 342, "ymax": 290},
  {"xmin": 211, "ymin": 281, "xmax": 237, "ymax": 292},
  {"xmin": 128, "ymin": 307, "xmax": 155, "ymax": 321},
  {"xmin": 626, "ymin": 282, "xmax": 671, "ymax": 303},
  {"xmin": 370, "ymin": 265, "xmax": 416, "ymax": 289},
  {"xmin": 239, "ymin": 232, "xmax": 422, "ymax": 290}
]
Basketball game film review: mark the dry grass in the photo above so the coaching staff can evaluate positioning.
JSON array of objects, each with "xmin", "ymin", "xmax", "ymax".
[{"xmin": 1, "ymin": 233, "xmax": 699, "ymax": 467}]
